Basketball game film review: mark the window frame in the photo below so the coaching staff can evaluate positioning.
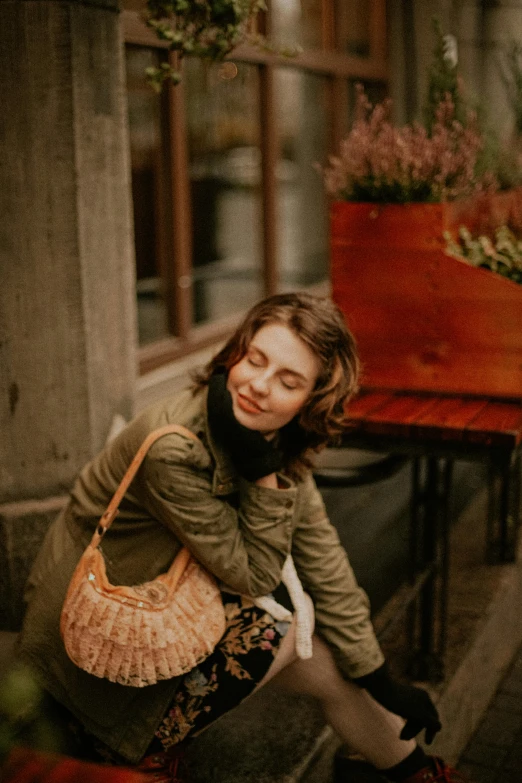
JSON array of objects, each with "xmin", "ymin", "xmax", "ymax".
[{"xmin": 121, "ymin": 1, "xmax": 388, "ymax": 375}]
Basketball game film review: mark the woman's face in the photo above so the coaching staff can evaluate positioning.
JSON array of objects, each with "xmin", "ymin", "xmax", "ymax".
[{"xmin": 227, "ymin": 322, "xmax": 320, "ymax": 435}]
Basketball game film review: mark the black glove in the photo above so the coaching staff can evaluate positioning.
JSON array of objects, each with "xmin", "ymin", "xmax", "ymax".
[
  {"xmin": 207, "ymin": 370, "xmax": 284, "ymax": 482},
  {"xmin": 353, "ymin": 663, "xmax": 442, "ymax": 744}
]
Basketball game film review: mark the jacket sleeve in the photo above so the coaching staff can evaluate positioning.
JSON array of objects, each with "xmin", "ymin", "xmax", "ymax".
[
  {"xmin": 139, "ymin": 433, "xmax": 296, "ymax": 597},
  {"xmin": 290, "ymin": 472, "xmax": 385, "ymax": 679}
]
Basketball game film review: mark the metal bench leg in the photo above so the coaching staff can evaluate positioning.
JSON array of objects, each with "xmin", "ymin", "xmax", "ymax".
[
  {"xmin": 408, "ymin": 456, "xmax": 452, "ymax": 682},
  {"xmin": 438, "ymin": 458, "xmax": 453, "ymax": 661},
  {"xmin": 512, "ymin": 451, "xmax": 522, "ymax": 558},
  {"xmin": 487, "ymin": 450, "xmax": 521, "ymax": 563}
]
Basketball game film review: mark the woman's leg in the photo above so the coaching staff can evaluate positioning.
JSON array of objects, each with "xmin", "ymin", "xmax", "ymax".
[{"xmin": 259, "ymin": 626, "xmax": 416, "ymax": 771}]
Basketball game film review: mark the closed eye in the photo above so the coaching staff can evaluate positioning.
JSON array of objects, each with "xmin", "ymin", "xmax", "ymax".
[{"xmin": 280, "ymin": 374, "xmax": 300, "ymax": 390}]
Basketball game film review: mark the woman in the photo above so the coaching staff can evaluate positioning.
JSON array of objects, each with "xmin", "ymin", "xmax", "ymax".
[{"xmin": 18, "ymin": 293, "xmax": 466, "ymax": 783}]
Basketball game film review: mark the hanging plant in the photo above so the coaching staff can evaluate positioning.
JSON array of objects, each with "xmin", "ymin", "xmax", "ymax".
[{"xmin": 143, "ymin": 0, "xmax": 268, "ymax": 90}]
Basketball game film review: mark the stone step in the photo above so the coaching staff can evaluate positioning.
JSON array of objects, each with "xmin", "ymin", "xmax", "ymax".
[
  {"xmin": 3, "ymin": 485, "xmax": 522, "ymax": 781},
  {"xmin": 182, "ymin": 685, "xmax": 338, "ymax": 783}
]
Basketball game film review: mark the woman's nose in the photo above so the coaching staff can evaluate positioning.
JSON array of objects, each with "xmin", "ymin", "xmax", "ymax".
[{"xmin": 250, "ymin": 371, "xmax": 270, "ymax": 395}]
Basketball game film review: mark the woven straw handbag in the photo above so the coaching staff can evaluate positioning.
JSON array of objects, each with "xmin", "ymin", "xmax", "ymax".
[{"xmin": 60, "ymin": 424, "xmax": 226, "ymax": 688}]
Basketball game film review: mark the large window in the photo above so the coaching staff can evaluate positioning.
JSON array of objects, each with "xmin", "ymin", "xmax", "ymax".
[{"xmin": 122, "ymin": 1, "xmax": 388, "ymax": 372}]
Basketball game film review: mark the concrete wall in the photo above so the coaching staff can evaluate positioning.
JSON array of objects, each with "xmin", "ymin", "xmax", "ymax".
[{"xmin": 0, "ymin": 0, "xmax": 137, "ymax": 628}]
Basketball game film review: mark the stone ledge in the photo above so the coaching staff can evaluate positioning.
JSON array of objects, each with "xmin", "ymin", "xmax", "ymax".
[
  {"xmin": 183, "ymin": 688, "xmax": 334, "ymax": 783},
  {"xmin": 0, "ymin": 495, "xmax": 67, "ymax": 631}
]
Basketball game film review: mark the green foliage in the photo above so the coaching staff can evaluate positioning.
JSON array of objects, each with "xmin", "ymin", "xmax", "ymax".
[
  {"xmin": 424, "ymin": 18, "xmax": 466, "ymax": 132},
  {"xmin": 445, "ymin": 225, "xmax": 522, "ymax": 284},
  {"xmin": 0, "ymin": 665, "xmax": 65, "ymax": 763},
  {"xmin": 143, "ymin": 0, "xmax": 270, "ymax": 90},
  {"xmin": 423, "ymin": 18, "xmax": 522, "ymax": 190}
]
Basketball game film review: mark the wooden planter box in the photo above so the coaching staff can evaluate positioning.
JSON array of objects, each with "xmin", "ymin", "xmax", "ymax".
[{"xmin": 330, "ymin": 197, "xmax": 522, "ymax": 399}]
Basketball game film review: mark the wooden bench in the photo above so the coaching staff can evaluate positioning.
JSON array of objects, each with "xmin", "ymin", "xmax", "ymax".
[
  {"xmin": 332, "ymin": 389, "xmax": 522, "ymax": 681},
  {"xmin": 328, "ymin": 200, "xmax": 522, "ymax": 680}
]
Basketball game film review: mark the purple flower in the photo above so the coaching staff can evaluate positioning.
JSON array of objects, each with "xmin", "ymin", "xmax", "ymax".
[{"xmin": 321, "ymin": 85, "xmax": 496, "ymax": 203}]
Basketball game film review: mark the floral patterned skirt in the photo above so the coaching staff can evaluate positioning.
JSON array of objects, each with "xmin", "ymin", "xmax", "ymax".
[
  {"xmin": 69, "ymin": 592, "xmax": 289, "ymax": 774},
  {"xmin": 148, "ymin": 592, "xmax": 288, "ymax": 752}
]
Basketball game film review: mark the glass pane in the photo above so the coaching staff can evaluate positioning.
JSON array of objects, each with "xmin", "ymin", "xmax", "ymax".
[
  {"xmin": 275, "ymin": 69, "xmax": 329, "ymax": 289},
  {"xmin": 336, "ymin": 0, "xmax": 371, "ymax": 57},
  {"xmin": 271, "ymin": 0, "xmax": 323, "ymax": 50},
  {"xmin": 126, "ymin": 46, "xmax": 171, "ymax": 345},
  {"xmin": 347, "ymin": 79, "xmax": 388, "ymax": 124},
  {"xmin": 185, "ymin": 60, "xmax": 263, "ymax": 324}
]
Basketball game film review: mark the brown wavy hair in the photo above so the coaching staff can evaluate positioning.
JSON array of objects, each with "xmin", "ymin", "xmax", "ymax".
[{"xmin": 193, "ymin": 292, "xmax": 360, "ymax": 479}]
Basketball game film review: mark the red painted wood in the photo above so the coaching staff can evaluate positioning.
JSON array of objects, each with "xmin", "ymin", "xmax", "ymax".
[
  {"xmin": 367, "ymin": 394, "xmax": 442, "ymax": 424},
  {"xmin": 343, "ymin": 391, "xmax": 522, "ymax": 448},
  {"xmin": 344, "ymin": 390, "xmax": 394, "ymax": 420},
  {"xmin": 412, "ymin": 396, "xmax": 491, "ymax": 440},
  {"xmin": 331, "ymin": 200, "xmax": 522, "ymax": 398},
  {"xmin": 464, "ymin": 401, "xmax": 522, "ymax": 447},
  {"xmin": 360, "ymin": 394, "xmax": 442, "ymax": 437}
]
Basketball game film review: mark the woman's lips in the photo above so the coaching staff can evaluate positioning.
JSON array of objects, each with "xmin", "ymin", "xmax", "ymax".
[{"xmin": 237, "ymin": 393, "xmax": 264, "ymax": 414}]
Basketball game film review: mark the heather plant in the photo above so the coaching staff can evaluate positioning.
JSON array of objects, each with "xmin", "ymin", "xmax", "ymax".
[{"xmin": 323, "ymin": 85, "xmax": 496, "ymax": 203}]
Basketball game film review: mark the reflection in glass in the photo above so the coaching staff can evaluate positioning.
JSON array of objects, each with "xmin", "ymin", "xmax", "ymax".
[
  {"xmin": 185, "ymin": 60, "xmax": 263, "ymax": 324},
  {"xmin": 275, "ymin": 69, "xmax": 329, "ymax": 289},
  {"xmin": 271, "ymin": 0, "xmax": 322, "ymax": 50},
  {"xmin": 126, "ymin": 46, "xmax": 170, "ymax": 345},
  {"xmin": 335, "ymin": 0, "xmax": 371, "ymax": 57}
]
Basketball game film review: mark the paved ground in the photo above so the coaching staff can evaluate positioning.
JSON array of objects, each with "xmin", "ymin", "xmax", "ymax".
[{"xmin": 457, "ymin": 641, "xmax": 522, "ymax": 783}]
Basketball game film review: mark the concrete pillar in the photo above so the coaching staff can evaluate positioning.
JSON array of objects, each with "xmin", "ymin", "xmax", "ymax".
[
  {"xmin": 481, "ymin": 0, "xmax": 522, "ymax": 142},
  {"xmin": 0, "ymin": 0, "xmax": 137, "ymax": 503},
  {"xmin": 387, "ymin": 0, "xmax": 456, "ymax": 124},
  {"xmin": 452, "ymin": 1, "xmax": 483, "ymax": 103},
  {"xmin": 0, "ymin": 0, "xmax": 137, "ymax": 626}
]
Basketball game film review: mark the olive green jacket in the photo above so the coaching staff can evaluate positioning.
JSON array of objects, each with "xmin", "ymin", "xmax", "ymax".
[{"xmin": 18, "ymin": 386, "xmax": 384, "ymax": 763}]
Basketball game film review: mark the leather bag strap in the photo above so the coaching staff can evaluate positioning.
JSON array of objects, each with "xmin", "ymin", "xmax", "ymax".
[{"xmin": 90, "ymin": 423, "xmax": 200, "ymax": 549}]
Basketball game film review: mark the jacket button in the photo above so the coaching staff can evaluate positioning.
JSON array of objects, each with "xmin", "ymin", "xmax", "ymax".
[{"xmin": 285, "ymin": 499, "xmax": 293, "ymax": 509}]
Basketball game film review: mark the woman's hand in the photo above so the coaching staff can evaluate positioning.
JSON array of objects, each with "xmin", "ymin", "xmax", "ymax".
[
  {"xmin": 207, "ymin": 371, "xmax": 284, "ymax": 482},
  {"xmin": 353, "ymin": 663, "xmax": 442, "ymax": 744}
]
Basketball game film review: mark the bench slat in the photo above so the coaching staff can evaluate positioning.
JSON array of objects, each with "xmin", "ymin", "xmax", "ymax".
[
  {"xmin": 411, "ymin": 396, "xmax": 491, "ymax": 440},
  {"xmin": 464, "ymin": 401, "xmax": 522, "ymax": 447},
  {"xmin": 344, "ymin": 391, "xmax": 522, "ymax": 449},
  {"xmin": 359, "ymin": 394, "xmax": 442, "ymax": 437},
  {"xmin": 345, "ymin": 390, "xmax": 394, "ymax": 420}
]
